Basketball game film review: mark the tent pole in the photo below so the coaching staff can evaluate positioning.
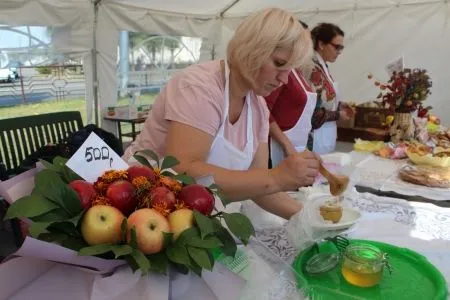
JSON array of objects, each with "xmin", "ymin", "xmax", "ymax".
[
  {"xmin": 92, "ymin": 0, "xmax": 101, "ymax": 126},
  {"xmin": 219, "ymin": 0, "xmax": 241, "ymax": 17}
]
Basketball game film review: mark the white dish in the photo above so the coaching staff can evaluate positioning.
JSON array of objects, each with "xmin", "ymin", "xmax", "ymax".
[{"xmin": 312, "ymin": 207, "xmax": 361, "ymax": 231}]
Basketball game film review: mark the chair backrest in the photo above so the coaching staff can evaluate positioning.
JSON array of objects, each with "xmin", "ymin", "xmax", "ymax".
[{"xmin": 0, "ymin": 111, "xmax": 83, "ymax": 177}]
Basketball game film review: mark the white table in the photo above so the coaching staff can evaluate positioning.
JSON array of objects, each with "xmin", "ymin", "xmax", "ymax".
[{"xmin": 252, "ymin": 187, "xmax": 450, "ymax": 299}]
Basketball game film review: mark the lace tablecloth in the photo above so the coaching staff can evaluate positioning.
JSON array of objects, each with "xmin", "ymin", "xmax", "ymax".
[
  {"xmin": 349, "ymin": 152, "xmax": 450, "ymax": 201},
  {"xmin": 253, "ymin": 188, "xmax": 450, "ymax": 297}
]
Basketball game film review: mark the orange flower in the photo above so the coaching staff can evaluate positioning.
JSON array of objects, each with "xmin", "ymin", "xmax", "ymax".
[
  {"xmin": 174, "ymin": 201, "xmax": 187, "ymax": 210},
  {"xmin": 91, "ymin": 195, "xmax": 111, "ymax": 206},
  {"xmin": 159, "ymin": 176, "xmax": 182, "ymax": 193},
  {"xmin": 132, "ymin": 176, "xmax": 152, "ymax": 190},
  {"xmin": 152, "ymin": 202, "xmax": 171, "ymax": 217},
  {"xmin": 100, "ymin": 170, "xmax": 128, "ymax": 183},
  {"xmin": 93, "ymin": 181, "xmax": 109, "ymax": 195},
  {"xmin": 138, "ymin": 194, "xmax": 152, "ymax": 209}
]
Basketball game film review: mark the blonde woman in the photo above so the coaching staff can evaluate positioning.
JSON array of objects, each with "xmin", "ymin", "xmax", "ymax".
[{"xmin": 123, "ymin": 8, "xmax": 319, "ymax": 220}]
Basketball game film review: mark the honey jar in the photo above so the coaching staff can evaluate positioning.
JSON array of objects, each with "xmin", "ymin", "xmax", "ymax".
[{"xmin": 341, "ymin": 244, "xmax": 385, "ymax": 287}]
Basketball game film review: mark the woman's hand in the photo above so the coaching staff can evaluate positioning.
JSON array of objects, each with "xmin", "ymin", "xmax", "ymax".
[{"xmin": 272, "ymin": 150, "xmax": 320, "ymax": 191}]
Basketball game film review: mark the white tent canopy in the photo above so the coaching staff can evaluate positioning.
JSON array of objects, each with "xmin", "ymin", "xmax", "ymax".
[{"xmin": 1, "ymin": 0, "xmax": 449, "ymax": 129}]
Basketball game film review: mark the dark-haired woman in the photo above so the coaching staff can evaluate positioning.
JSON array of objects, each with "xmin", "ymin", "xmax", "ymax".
[{"xmin": 309, "ymin": 23, "xmax": 352, "ymax": 154}]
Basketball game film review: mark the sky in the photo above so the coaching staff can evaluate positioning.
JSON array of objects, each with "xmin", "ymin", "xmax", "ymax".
[{"xmin": 0, "ymin": 26, "xmax": 50, "ymax": 49}]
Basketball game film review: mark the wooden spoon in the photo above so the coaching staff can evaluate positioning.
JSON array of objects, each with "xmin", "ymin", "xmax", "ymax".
[{"xmin": 319, "ymin": 163, "xmax": 350, "ymax": 196}]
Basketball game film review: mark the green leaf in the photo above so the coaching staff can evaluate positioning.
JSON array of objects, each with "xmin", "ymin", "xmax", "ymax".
[
  {"xmin": 34, "ymin": 169, "xmax": 82, "ymax": 216},
  {"xmin": 160, "ymin": 170, "xmax": 176, "ymax": 177},
  {"xmin": 48, "ymin": 221, "xmax": 81, "ymax": 238},
  {"xmin": 136, "ymin": 150, "xmax": 160, "ymax": 168},
  {"xmin": 188, "ymin": 257, "xmax": 203, "ymax": 276},
  {"xmin": 161, "ymin": 156, "xmax": 179, "ymax": 170},
  {"xmin": 130, "ymin": 249, "xmax": 151, "ymax": 274},
  {"xmin": 166, "ymin": 245, "xmax": 191, "ymax": 266},
  {"xmin": 5, "ymin": 194, "xmax": 60, "ymax": 220},
  {"xmin": 175, "ymin": 227, "xmax": 200, "ymax": 246},
  {"xmin": 147, "ymin": 252, "xmax": 169, "ymax": 274},
  {"xmin": 39, "ymin": 159, "xmax": 59, "ymax": 172},
  {"xmin": 212, "ymin": 219, "xmax": 237, "ymax": 257},
  {"xmin": 222, "ymin": 213, "xmax": 255, "ymax": 245},
  {"xmin": 172, "ymin": 174, "xmax": 196, "ymax": 185},
  {"xmin": 28, "ymin": 222, "xmax": 52, "ymax": 238},
  {"xmin": 39, "ymin": 232, "xmax": 69, "ymax": 245},
  {"xmin": 79, "ymin": 244, "xmax": 116, "ymax": 256},
  {"xmin": 176, "ymin": 227, "xmax": 221, "ymax": 249},
  {"xmin": 172, "ymin": 263, "xmax": 189, "ymax": 275},
  {"xmin": 61, "ymin": 237, "xmax": 88, "ymax": 251},
  {"xmin": 188, "ymin": 235, "xmax": 222, "ymax": 249},
  {"xmin": 61, "ymin": 166, "xmax": 82, "ymax": 184},
  {"xmin": 53, "ymin": 156, "xmax": 69, "ymax": 168},
  {"xmin": 163, "ymin": 232, "xmax": 173, "ymax": 247},
  {"xmin": 125, "ymin": 255, "xmax": 140, "ymax": 273},
  {"xmin": 121, "ymin": 219, "xmax": 128, "ymax": 241},
  {"xmin": 187, "ymin": 246, "xmax": 213, "ymax": 271},
  {"xmin": 208, "ymin": 184, "xmax": 230, "ymax": 207},
  {"xmin": 29, "ymin": 208, "xmax": 70, "ymax": 223},
  {"xmin": 133, "ymin": 154, "xmax": 152, "ymax": 168},
  {"xmin": 194, "ymin": 211, "xmax": 215, "ymax": 239},
  {"xmin": 112, "ymin": 245, "xmax": 133, "ymax": 258},
  {"xmin": 129, "ymin": 227, "xmax": 138, "ymax": 249}
]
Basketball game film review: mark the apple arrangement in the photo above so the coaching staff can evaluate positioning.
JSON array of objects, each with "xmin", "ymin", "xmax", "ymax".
[{"xmin": 5, "ymin": 150, "xmax": 255, "ymax": 276}]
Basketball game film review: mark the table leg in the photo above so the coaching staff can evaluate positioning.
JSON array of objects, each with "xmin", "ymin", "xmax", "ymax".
[
  {"xmin": 117, "ymin": 121, "xmax": 122, "ymax": 142},
  {"xmin": 132, "ymin": 123, "xmax": 136, "ymax": 141}
]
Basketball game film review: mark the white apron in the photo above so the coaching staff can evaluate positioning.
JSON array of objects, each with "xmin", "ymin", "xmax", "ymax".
[
  {"xmin": 313, "ymin": 53, "xmax": 339, "ymax": 154},
  {"xmin": 201, "ymin": 61, "xmax": 254, "ymax": 214},
  {"xmin": 270, "ymin": 69, "xmax": 317, "ymax": 167}
]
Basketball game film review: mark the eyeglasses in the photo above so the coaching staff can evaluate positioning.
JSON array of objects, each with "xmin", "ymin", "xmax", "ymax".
[{"xmin": 329, "ymin": 43, "xmax": 344, "ymax": 52}]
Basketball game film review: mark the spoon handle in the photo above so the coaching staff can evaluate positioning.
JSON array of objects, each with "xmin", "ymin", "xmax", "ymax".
[{"xmin": 319, "ymin": 163, "xmax": 335, "ymax": 183}]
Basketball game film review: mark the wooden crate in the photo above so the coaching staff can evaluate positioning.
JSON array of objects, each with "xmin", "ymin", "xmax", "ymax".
[{"xmin": 355, "ymin": 106, "xmax": 389, "ymax": 128}]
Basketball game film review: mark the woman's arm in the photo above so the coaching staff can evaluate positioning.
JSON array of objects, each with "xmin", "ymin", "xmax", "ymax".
[
  {"xmin": 269, "ymin": 121, "xmax": 296, "ymax": 156},
  {"xmin": 249, "ymin": 143, "xmax": 302, "ymax": 220},
  {"xmin": 166, "ymin": 121, "xmax": 318, "ymax": 203}
]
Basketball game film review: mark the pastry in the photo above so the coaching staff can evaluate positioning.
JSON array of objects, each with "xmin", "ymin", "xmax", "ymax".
[
  {"xmin": 319, "ymin": 200, "xmax": 343, "ymax": 223},
  {"xmin": 399, "ymin": 165, "xmax": 450, "ymax": 188}
]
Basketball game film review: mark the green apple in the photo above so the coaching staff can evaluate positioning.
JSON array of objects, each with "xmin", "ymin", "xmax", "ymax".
[
  {"xmin": 168, "ymin": 208, "xmax": 194, "ymax": 240},
  {"xmin": 81, "ymin": 205, "xmax": 125, "ymax": 245},
  {"xmin": 127, "ymin": 208, "xmax": 171, "ymax": 254}
]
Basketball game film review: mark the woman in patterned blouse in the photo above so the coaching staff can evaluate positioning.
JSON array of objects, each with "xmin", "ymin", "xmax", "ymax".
[{"xmin": 307, "ymin": 23, "xmax": 352, "ymax": 153}]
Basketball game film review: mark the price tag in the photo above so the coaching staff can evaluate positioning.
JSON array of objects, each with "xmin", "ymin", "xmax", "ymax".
[{"xmin": 66, "ymin": 132, "xmax": 129, "ymax": 183}]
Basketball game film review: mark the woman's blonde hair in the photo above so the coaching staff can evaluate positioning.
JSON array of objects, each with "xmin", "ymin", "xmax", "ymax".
[{"xmin": 227, "ymin": 7, "xmax": 312, "ymax": 87}]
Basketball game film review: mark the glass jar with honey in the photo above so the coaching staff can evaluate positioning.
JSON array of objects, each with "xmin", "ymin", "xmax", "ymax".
[{"xmin": 341, "ymin": 244, "xmax": 385, "ymax": 288}]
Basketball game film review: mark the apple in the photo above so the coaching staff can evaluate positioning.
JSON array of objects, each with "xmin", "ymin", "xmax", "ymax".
[
  {"xmin": 178, "ymin": 184, "xmax": 215, "ymax": 216},
  {"xmin": 168, "ymin": 208, "xmax": 194, "ymax": 240},
  {"xmin": 127, "ymin": 208, "xmax": 171, "ymax": 254},
  {"xmin": 127, "ymin": 165, "xmax": 157, "ymax": 183},
  {"xmin": 81, "ymin": 205, "xmax": 125, "ymax": 245},
  {"xmin": 106, "ymin": 180, "xmax": 137, "ymax": 216},
  {"xmin": 151, "ymin": 186, "xmax": 176, "ymax": 211},
  {"xmin": 69, "ymin": 180, "xmax": 96, "ymax": 209}
]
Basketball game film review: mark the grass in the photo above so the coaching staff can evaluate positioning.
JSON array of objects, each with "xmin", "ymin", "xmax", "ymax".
[{"xmin": 0, "ymin": 92, "xmax": 158, "ymax": 143}]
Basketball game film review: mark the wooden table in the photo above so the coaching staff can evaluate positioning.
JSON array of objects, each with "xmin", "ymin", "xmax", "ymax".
[
  {"xmin": 337, "ymin": 126, "xmax": 390, "ymax": 142},
  {"xmin": 103, "ymin": 115, "xmax": 147, "ymax": 142}
]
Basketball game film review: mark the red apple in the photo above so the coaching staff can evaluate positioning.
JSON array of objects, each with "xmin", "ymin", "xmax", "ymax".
[
  {"xmin": 151, "ymin": 186, "xmax": 176, "ymax": 211},
  {"xmin": 106, "ymin": 180, "xmax": 137, "ymax": 216},
  {"xmin": 127, "ymin": 208, "xmax": 171, "ymax": 254},
  {"xmin": 81, "ymin": 205, "xmax": 125, "ymax": 245},
  {"xmin": 69, "ymin": 180, "xmax": 96, "ymax": 209},
  {"xmin": 127, "ymin": 165, "xmax": 157, "ymax": 182},
  {"xmin": 178, "ymin": 184, "xmax": 215, "ymax": 216}
]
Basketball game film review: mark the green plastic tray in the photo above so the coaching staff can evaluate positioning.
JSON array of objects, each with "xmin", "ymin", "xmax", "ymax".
[{"xmin": 293, "ymin": 239, "xmax": 448, "ymax": 300}]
